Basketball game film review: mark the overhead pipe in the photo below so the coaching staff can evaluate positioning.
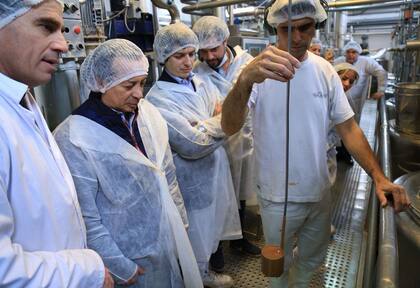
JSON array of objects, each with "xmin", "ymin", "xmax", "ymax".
[
  {"xmin": 327, "ymin": 1, "xmax": 407, "ymax": 12},
  {"xmin": 183, "ymin": 0, "xmax": 416, "ymax": 17},
  {"xmin": 182, "ymin": 0, "xmax": 251, "ymax": 14},
  {"xmin": 328, "ymin": 0, "xmax": 402, "ymax": 8},
  {"xmin": 183, "ymin": 0, "xmax": 417, "ymax": 18},
  {"xmin": 229, "ymin": 7, "xmax": 265, "ymax": 18},
  {"xmin": 151, "ymin": 0, "xmax": 180, "ymax": 23}
]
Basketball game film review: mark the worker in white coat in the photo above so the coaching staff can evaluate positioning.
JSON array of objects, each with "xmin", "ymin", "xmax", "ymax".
[
  {"xmin": 334, "ymin": 40, "xmax": 387, "ymax": 120},
  {"xmin": 54, "ymin": 39, "xmax": 202, "ymax": 288},
  {"xmin": 192, "ymin": 16, "xmax": 260, "ymax": 272},
  {"xmin": 221, "ymin": 0, "xmax": 409, "ymax": 287},
  {"xmin": 0, "ymin": 1, "xmax": 113, "ymax": 287},
  {"xmin": 146, "ymin": 22, "xmax": 241, "ymax": 288}
]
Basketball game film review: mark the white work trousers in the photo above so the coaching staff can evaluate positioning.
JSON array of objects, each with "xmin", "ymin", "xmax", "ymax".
[{"xmin": 258, "ymin": 191, "xmax": 332, "ymax": 288}]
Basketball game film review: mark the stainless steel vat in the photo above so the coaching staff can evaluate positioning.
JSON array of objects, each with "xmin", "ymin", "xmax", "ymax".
[
  {"xmin": 394, "ymin": 172, "xmax": 420, "ymax": 288},
  {"xmin": 389, "ymin": 120, "xmax": 420, "ymax": 179},
  {"xmin": 395, "ymin": 82, "xmax": 420, "ymax": 134}
]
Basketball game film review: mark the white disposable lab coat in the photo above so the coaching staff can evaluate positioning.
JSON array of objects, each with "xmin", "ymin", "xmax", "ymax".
[
  {"xmin": 194, "ymin": 46, "xmax": 256, "ymax": 200},
  {"xmin": 54, "ymin": 99, "xmax": 202, "ymax": 288},
  {"xmin": 0, "ymin": 72, "xmax": 104, "ymax": 287},
  {"xmin": 146, "ymin": 76, "xmax": 241, "ymax": 266}
]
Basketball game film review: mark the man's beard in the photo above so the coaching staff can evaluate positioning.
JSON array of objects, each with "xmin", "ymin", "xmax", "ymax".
[{"xmin": 207, "ymin": 56, "xmax": 224, "ymax": 69}]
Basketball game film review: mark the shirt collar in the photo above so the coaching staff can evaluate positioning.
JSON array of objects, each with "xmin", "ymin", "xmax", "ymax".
[
  {"xmin": 165, "ymin": 69, "xmax": 195, "ymax": 85},
  {"xmin": 0, "ymin": 72, "xmax": 29, "ymax": 104}
]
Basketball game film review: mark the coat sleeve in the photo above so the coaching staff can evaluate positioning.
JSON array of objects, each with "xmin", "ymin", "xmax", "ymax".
[
  {"xmin": 159, "ymin": 109, "xmax": 225, "ymax": 160},
  {"xmin": 162, "ymin": 143, "xmax": 189, "ymax": 227},
  {"xmin": 0, "ymin": 135, "xmax": 105, "ymax": 288},
  {"xmin": 54, "ymin": 130, "xmax": 138, "ymax": 284}
]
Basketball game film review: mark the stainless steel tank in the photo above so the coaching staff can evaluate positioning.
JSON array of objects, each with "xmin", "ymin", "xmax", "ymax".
[
  {"xmin": 389, "ymin": 120, "xmax": 420, "ymax": 179},
  {"xmin": 395, "ymin": 82, "xmax": 420, "ymax": 134},
  {"xmin": 394, "ymin": 172, "xmax": 420, "ymax": 288}
]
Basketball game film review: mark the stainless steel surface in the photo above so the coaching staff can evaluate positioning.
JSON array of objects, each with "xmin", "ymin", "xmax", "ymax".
[
  {"xmin": 182, "ymin": 0, "xmax": 251, "ymax": 14},
  {"xmin": 395, "ymin": 82, "xmax": 420, "ymax": 134},
  {"xmin": 34, "ymin": 61, "xmax": 81, "ymax": 130},
  {"xmin": 376, "ymin": 97, "xmax": 399, "ymax": 288},
  {"xmin": 394, "ymin": 172, "xmax": 420, "ymax": 232},
  {"xmin": 389, "ymin": 120, "xmax": 420, "ymax": 178},
  {"xmin": 151, "ymin": 0, "xmax": 180, "ymax": 23},
  {"xmin": 393, "ymin": 173, "xmax": 420, "ymax": 288},
  {"xmin": 328, "ymin": 0, "xmax": 401, "ymax": 8},
  {"xmin": 62, "ymin": 0, "xmax": 86, "ymax": 59},
  {"xmin": 327, "ymin": 1, "xmax": 406, "ymax": 12},
  {"xmin": 362, "ymin": 141, "xmax": 379, "ymax": 288}
]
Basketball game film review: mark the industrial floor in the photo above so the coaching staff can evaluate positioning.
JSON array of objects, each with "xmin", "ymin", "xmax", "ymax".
[{"xmin": 223, "ymin": 100, "xmax": 378, "ymax": 287}]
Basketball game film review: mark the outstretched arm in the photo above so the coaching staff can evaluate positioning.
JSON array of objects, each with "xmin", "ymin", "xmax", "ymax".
[{"xmin": 336, "ymin": 118, "xmax": 410, "ymax": 212}]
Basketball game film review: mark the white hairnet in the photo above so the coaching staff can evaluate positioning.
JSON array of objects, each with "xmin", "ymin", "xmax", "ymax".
[
  {"xmin": 343, "ymin": 40, "xmax": 362, "ymax": 54},
  {"xmin": 311, "ymin": 38, "xmax": 322, "ymax": 47},
  {"xmin": 192, "ymin": 16, "xmax": 230, "ymax": 49},
  {"xmin": 267, "ymin": 0, "xmax": 327, "ymax": 28},
  {"xmin": 0, "ymin": 0, "xmax": 63, "ymax": 30},
  {"xmin": 154, "ymin": 22, "xmax": 199, "ymax": 64},
  {"xmin": 334, "ymin": 62, "xmax": 359, "ymax": 79},
  {"xmin": 80, "ymin": 39, "xmax": 149, "ymax": 95}
]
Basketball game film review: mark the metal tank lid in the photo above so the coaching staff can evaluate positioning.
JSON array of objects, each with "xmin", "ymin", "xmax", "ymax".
[
  {"xmin": 394, "ymin": 171, "xmax": 420, "ymax": 248},
  {"xmin": 394, "ymin": 172, "xmax": 420, "ymax": 214}
]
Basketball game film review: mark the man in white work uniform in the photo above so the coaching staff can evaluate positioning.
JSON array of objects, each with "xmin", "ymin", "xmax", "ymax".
[
  {"xmin": 0, "ymin": 1, "xmax": 113, "ymax": 287},
  {"xmin": 334, "ymin": 40, "xmax": 387, "ymax": 121},
  {"xmin": 221, "ymin": 0, "xmax": 409, "ymax": 287},
  {"xmin": 193, "ymin": 16, "xmax": 260, "ymax": 271}
]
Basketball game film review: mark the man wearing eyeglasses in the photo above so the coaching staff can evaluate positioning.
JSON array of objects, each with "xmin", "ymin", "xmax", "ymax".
[{"xmin": 221, "ymin": 0, "xmax": 409, "ymax": 287}]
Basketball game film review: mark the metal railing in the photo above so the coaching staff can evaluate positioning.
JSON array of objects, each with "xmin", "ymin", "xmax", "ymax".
[{"xmin": 376, "ymin": 97, "xmax": 399, "ymax": 287}]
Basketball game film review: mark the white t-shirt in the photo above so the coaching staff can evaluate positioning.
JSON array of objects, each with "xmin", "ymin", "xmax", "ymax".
[{"xmin": 249, "ymin": 52, "xmax": 354, "ymax": 202}]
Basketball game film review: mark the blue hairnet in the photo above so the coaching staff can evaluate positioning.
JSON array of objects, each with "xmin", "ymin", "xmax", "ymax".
[
  {"xmin": 267, "ymin": 0, "xmax": 327, "ymax": 28},
  {"xmin": 80, "ymin": 39, "xmax": 149, "ymax": 95},
  {"xmin": 193, "ymin": 16, "xmax": 230, "ymax": 49},
  {"xmin": 0, "ymin": 0, "xmax": 63, "ymax": 30},
  {"xmin": 154, "ymin": 22, "xmax": 199, "ymax": 64},
  {"xmin": 343, "ymin": 40, "xmax": 362, "ymax": 54}
]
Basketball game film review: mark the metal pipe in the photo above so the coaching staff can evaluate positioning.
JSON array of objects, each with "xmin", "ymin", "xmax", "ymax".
[
  {"xmin": 406, "ymin": 40, "xmax": 420, "ymax": 49},
  {"xmin": 328, "ymin": 0, "xmax": 400, "ymax": 8},
  {"xmin": 151, "ymin": 0, "xmax": 180, "ymax": 23},
  {"xmin": 182, "ymin": 0, "xmax": 250, "ymax": 14},
  {"xmin": 228, "ymin": 5, "xmax": 234, "ymax": 25},
  {"xmin": 327, "ymin": 1, "xmax": 406, "ymax": 12},
  {"xmin": 152, "ymin": 4, "xmax": 162, "ymax": 78},
  {"xmin": 363, "ymin": 116, "xmax": 380, "ymax": 288},
  {"xmin": 230, "ymin": 7, "xmax": 265, "ymax": 18},
  {"xmin": 376, "ymin": 97, "xmax": 399, "ymax": 287}
]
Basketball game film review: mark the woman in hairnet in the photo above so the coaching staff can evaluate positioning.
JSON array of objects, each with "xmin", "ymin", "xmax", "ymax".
[
  {"xmin": 146, "ymin": 23, "xmax": 241, "ymax": 288},
  {"xmin": 54, "ymin": 39, "xmax": 202, "ymax": 288},
  {"xmin": 327, "ymin": 62, "xmax": 360, "ymax": 235},
  {"xmin": 329, "ymin": 63, "xmax": 360, "ymax": 166}
]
